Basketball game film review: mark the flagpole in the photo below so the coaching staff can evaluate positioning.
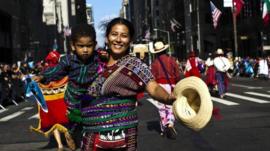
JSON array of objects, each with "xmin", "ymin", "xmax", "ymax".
[
  {"xmin": 232, "ymin": 4, "xmax": 238, "ymax": 57},
  {"xmin": 197, "ymin": 0, "xmax": 201, "ymax": 56}
]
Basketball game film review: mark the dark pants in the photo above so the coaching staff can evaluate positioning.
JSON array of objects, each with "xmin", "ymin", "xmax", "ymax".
[{"xmin": 216, "ymin": 71, "xmax": 226, "ymax": 96}]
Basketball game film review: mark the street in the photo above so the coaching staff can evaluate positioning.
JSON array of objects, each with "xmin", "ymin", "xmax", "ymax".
[{"xmin": 0, "ymin": 77, "xmax": 270, "ymax": 151}]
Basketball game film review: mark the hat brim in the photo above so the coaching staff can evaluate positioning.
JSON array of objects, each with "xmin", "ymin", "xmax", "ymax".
[
  {"xmin": 172, "ymin": 76, "xmax": 213, "ymax": 131},
  {"xmin": 149, "ymin": 44, "xmax": 169, "ymax": 54}
]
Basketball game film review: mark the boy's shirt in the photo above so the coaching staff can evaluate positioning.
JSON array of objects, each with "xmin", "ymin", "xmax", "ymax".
[{"xmin": 41, "ymin": 52, "xmax": 100, "ymax": 110}]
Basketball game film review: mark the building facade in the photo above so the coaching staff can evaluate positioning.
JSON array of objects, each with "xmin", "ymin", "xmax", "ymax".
[
  {"xmin": 126, "ymin": 0, "xmax": 186, "ymax": 59},
  {"xmin": 0, "ymin": 0, "xmax": 87, "ymax": 64},
  {"xmin": 0, "ymin": 0, "xmax": 45, "ymax": 63},
  {"xmin": 125, "ymin": 0, "xmax": 270, "ymax": 59}
]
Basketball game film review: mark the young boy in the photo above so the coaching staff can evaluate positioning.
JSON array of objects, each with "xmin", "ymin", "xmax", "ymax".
[{"xmin": 34, "ymin": 24, "xmax": 102, "ymax": 150}]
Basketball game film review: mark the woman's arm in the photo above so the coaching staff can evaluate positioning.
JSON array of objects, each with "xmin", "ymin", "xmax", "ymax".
[{"xmin": 145, "ymin": 80, "xmax": 176, "ymax": 105}]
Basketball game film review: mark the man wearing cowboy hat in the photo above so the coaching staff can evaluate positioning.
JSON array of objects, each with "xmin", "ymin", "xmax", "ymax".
[
  {"xmin": 150, "ymin": 41, "xmax": 181, "ymax": 139},
  {"xmin": 213, "ymin": 48, "xmax": 231, "ymax": 98}
]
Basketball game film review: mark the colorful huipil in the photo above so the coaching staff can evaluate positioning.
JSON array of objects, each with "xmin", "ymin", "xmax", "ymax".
[
  {"xmin": 30, "ymin": 77, "xmax": 69, "ymax": 136},
  {"xmin": 41, "ymin": 52, "xmax": 100, "ymax": 124},
  {"xmin": 81, "ymin": 55, "xmax": 154, "ymax": 150}
]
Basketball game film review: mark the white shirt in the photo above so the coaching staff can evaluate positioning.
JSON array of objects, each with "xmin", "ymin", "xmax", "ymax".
[
  {"xmin": 214, "ymin": 56, "xmax": 230, "ymax": 72},
  {"xmin": 258, "ymin": 59, "xmax": 269, "ymax": 75}
]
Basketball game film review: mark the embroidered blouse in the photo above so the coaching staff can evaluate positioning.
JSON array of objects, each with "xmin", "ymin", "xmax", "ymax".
[{"xmin": 82, "ymin": 55, "xmax": 154, "ymax": 132}]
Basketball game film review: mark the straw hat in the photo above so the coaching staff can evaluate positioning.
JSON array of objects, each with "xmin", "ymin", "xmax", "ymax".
[
  {"xmin": 172, "ymin": 76, "xmax": 213, "ymax": 131},
  {"xmin": 216, "ymin": 48, "xmax": 224, "ymax": 55},
  {"xmin": 149, "ymin": 41, "xmax": 169, "ymax": 54}
]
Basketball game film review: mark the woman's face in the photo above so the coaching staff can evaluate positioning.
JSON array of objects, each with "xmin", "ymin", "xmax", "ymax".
[{"xmin": 106, "ymin": 23, "xmax": 131, "ymax": 56}]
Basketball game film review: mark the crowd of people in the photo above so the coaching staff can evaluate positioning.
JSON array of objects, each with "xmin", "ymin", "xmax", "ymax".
[
  {"xmin": 0, "ymin": 60, "xmax": 44, "ymax": 108},
  {"xmin": 0, "ymin": 17, "xmax": 269, "ymax": 151},
  {"xmin": 181, "ymin": 49, "xmax": 270, "ymax": 97}
]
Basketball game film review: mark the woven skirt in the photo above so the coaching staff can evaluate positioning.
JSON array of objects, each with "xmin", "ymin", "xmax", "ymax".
[{"xmin": 81, "ymin": 127, "xmax": 137, "ymax": 151}]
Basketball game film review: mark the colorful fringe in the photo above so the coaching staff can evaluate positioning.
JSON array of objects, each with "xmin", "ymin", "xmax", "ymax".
[{"xmin": 30, "ymin": 77, "xmax": 69, "ymax": 137}]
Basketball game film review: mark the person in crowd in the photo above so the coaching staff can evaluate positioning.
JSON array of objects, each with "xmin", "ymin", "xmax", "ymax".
[
  {"xmin": 20, "ymin": 62, "xmax": 31, "ymax": 75},
  {"xmin": 184, "ymin": 51, "xmax": 202, "ymax": 78},
  {"xmin": 205, "ymin": 53, "xmax": 217, "ymax": 94},
  {"xmin": 241, "ymin": 57, "xmax": 254, "ymax": 78},
  {"xmin": 226, "ymin": 51, "xmax": 234, "ymax": 77},
  {"xmin": 213, "ymin": 48, "xmax": 231, "ymax": 98},
  {"xmin": 80, "ymin": 17, "xmax": 176, "ymax": 151},
  {"xmin": 33, "ymin": 23, "xmax": 104, "ymax": 150},
  {"xmin": 0, "ymin": 64, "xmax": 12, "ymax": 106},
  {"xmin": 10, "ymin": 63, "xmax": 24, "ymax": 103},
  {"xmin": 45, "ymin": 49, "xmax": 61, "ymax": 68},
  {"xmin": 150, "ymin": 40, "xmax": 180, "ymax": 139},
  {"xmin": 258, "ymin": 55, "xmax": 269, "ymax": 80},
  {"xmin": 30, "ymin": 50, "xmax": 70, "ymax": 151}
]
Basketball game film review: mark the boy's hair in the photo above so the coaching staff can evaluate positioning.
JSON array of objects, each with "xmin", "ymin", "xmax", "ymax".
[{"xmin": 71, "ymin": 24, "xmax": 96, "ymax": 43}]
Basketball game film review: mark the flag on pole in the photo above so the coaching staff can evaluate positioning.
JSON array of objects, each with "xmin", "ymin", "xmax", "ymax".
[
  {"xmin": 233, "ymin": 0, "xmax": 244, "ymax": 16},
  {"xmin": 170, "ymin": 18, "xmax": 181, "ymax": 32},
  {"xmin": 210, "ymin": 1, "xmax": 222, "ymax": 29},
  {"xmin": 262, "ymin": 0, "xmax": 270, "ymax": 26}
]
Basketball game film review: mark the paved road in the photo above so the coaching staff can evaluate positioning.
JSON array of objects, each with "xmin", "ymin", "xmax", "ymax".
[{"xmin": 0, "ymin": 77, "xmax": 270, "ymax": 151}]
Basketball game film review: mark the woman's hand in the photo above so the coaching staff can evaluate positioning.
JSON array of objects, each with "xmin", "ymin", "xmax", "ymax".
[
  {"xmin": 146, "ymin": 80, "xmax": 176, "ymax": 105},
  {"xmin": 166, "ymin": 93, "xmax": 176, "ymax": 103}
]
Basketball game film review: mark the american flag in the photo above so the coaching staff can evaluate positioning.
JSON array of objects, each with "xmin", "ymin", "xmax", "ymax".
[{"xmin": 210, "ymin": 1, "xmax": 222, "ymax": 29}]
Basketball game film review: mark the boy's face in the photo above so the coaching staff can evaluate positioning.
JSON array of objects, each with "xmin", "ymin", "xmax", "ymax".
[{"xmin": 72, "ymin": 36, "xmax": 96, "ymax": 62}]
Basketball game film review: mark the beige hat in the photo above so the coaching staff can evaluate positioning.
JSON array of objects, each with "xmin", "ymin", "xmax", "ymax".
[
  {"xmin": 149, "ymin": 41, "xmax": 169, "ymax": 54},
  {"xmin": 172, "ymin": 76, "xmax": 213, "ymax": 131},
  {"xmin": 216, "ymin": 48, "xmax": 224, "ymax": 55}
]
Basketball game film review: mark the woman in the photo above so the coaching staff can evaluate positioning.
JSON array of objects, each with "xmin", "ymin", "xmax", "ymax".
[
  {"xmin": 150, "ymin": 41, "xmax": 180, "ymax": 139},
  {"xmin": 81, "ymin": 17, "xmax": 175, "ymax": 151},
  {"xmin": 205, "ymin": 53, "xmax": 217, "ymax": 94},
  {"xmin": 30, "ymin": 50, "xmax": 69, "ymax": 151},
  {"xmin": 184, "ymin": 51, "xmax": 201, "ymax": 78}
]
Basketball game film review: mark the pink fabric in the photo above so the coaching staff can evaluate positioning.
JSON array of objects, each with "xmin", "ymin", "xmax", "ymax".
[{"xmin": 156, "ymin": 84, "xmax": 175, "ymax": 132}]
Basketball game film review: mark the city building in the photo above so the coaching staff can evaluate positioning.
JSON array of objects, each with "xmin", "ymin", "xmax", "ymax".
[
  {"xmin": 124, "ymin": 0, "xmax": 270, "ymax": 59},
  {"xmin": 0, "ymin": 0, "xmax": 44, "ymax": 63},
  {"xmin": 0, "ymin": 0, "xmax": 88, "ymax": 64},
  {"xmin": 86, "ymin": 4, "xmax": 94, "ymax": 25}
]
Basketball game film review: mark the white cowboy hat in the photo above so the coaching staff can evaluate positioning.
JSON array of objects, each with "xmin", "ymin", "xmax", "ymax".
[
  {"xmin": 172, "ymin": 76, "xmax": 213, "ymax": 131},
  {"xmin": 216, "ymin": 48, "xmax": 224, "ymax": 55},
  {"xmin": 149, "ymin": 41, "xmax": 169, "ymax": 54}
]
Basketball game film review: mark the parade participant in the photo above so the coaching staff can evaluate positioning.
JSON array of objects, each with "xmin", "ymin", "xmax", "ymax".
[
  {"xmin": 30, "ymin": 50, "xmax": 69, "ymax": 151},
  {"xmin": 33, "ymin": 24, "xmax": 103, "ymax": 150},
  {"xmin": 150, "ymin": 41, "xmax": 180, "ymax": 139},
  {"xmin": 213, "ymin": 48, "xmax": 230, "ymax": 98},
  {"xmin": 80, "ymin": 17, "xmax": 175, "ymax": 151},
  {"xmin": 205, "ymin": 53, "xmax": 217, "ymax": 94},
  {"xmin": 258, "ymin": 55, "xmax": 269, "ymax": 80},
  {"xmin": 44, "ymin": 49, "xmax": 61, "ymax": 68},
  {"xmin": 184, "ymin": 51, "xmax": 202, "ymax": 78}
]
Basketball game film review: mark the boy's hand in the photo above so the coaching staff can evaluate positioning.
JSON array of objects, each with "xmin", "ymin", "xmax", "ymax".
[{"xmin": 32, "ymin": 76, "xmax": 43, "ymax": 82}]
